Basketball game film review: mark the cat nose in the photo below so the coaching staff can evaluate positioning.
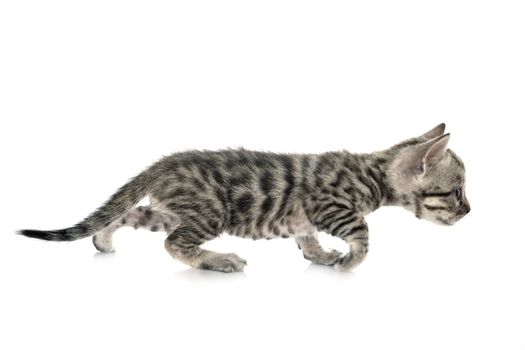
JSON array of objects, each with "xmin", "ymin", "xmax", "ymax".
[{"xmin": 460, "ymin": 202, "xmax": 471, "ymax": 215}]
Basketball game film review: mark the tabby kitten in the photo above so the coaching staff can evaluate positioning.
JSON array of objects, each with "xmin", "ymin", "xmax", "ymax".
[{"xmin": 19, "ymin": 123, "xmax": 470, "ymax": 273}]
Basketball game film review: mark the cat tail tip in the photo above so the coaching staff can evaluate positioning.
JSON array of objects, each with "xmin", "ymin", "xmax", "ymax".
[
  {"xmin": 17, "ymin": 229, "xmax": 68, "ymax": 241},
  {"xmin": 17, "ymin": 226, "xmax": 91, "ymax": 241}
]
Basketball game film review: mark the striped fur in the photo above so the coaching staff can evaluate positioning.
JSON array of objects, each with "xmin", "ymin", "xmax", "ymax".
[{"xmin": 19, "ymin": 123, "xmax": 469, "ymax": 273}]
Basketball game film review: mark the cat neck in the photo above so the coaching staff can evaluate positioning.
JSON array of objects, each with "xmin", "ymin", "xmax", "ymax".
[
  {"xmin": 366, "ymin": 151, "xmax": 400, "ymax": 208},
  {"xmin": 337, "ymin": 151, "xmax": 400, "ymax": 210}
]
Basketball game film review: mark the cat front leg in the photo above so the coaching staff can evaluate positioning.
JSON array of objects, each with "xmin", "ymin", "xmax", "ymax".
[
  {"xmin": 333, "ymin": 224, "xmax": 369, "ymax": 272},
  {"xmin": 313, "ymin": 206, "xmax": 369, "ymax": 271}
]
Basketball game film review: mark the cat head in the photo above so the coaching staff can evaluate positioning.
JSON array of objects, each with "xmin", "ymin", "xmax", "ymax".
[{"xmin": 388, "ymin": 123, "xmax": 470, "ymax": 225}]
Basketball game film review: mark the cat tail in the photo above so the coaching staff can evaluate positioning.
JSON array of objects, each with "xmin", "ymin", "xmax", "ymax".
[{"xmin": 18, "ymin": 171, "xmax": 154, "ymax": 241}]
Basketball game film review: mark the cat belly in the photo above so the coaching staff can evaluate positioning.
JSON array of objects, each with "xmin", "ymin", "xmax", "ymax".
[
  {"xmin": 268, "ymin": 214, "xmax": 316, "ymax": 237},
  {"xmin": 229, "ymin": 212, "xmax": 316, "ymax": 240}
]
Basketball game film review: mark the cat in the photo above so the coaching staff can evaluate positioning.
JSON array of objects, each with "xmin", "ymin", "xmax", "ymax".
[{"xmin": 19, "ymin": 123, "xmax": 470, "ymax": 273}]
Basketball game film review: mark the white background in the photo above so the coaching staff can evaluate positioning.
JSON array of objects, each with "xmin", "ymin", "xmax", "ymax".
[{"xmin": 1, "ymin": 1, "xmax": 524, "ymax": 349}]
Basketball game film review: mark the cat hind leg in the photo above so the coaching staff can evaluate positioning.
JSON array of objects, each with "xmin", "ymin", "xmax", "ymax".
[{"xmin": 92, "ymin": 205, "xmax": 180, "ymax": 252}]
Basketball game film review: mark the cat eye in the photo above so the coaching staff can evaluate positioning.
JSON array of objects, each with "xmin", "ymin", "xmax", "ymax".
[{"xmin": 455, "ymin": 188, "xmax": 462, "ymax": 200}]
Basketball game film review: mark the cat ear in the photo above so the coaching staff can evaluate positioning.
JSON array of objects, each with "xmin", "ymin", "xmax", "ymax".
[
  {"xmin": 393, "ymin": 123, "xmax": 446, "ymax": 149},
  {"xmin": 418, "ymin": 123, "xmax": 446, "ymax": 141},
  {"xmin": 416, "ymin": 133, "xmax": 450, "ymax": 174}
]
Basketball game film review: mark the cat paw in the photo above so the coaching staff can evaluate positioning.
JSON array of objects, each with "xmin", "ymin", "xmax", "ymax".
[
  {"xmin": 92, "ymin": 234, "xmax": 115, "ymax": 253},
  {"xmin": 334, "ymin": 251, "xmax": 366, "ymax": 272},
  {"xmin": 325, "ymin": 249, "xmax": 343, "ymax": 265},
  {"xmin": 199, "ymin": 253, "xmax": 247, "ymax": 273},
  {"xmin": 304, "ymin": 249, "xmax": 343, "ymax": 266}
]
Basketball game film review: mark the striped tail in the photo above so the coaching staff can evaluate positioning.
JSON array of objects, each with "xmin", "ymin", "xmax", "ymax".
[{"xmin": 18, "ymin": 172, "xmax": 153, "ymax": 241}]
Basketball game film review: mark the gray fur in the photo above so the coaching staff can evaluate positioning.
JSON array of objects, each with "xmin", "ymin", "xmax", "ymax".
[{"xmin": 19, "ymin": 123, "xmax": 470, "ymax": 273}]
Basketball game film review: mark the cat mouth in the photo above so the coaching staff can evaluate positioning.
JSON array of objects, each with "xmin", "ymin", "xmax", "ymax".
[
  {"xmin": 437, "ymin": 217, "xmax": 454, "ymax": 226},
  {"xmin": 441, "ymin": 213, "xmax": 468, "ymax": 226}
]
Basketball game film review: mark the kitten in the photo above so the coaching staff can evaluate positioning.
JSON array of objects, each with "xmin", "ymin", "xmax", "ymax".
[{"xmin": 19, "ymin": 123, "xmax": 470, "ymax": 273}]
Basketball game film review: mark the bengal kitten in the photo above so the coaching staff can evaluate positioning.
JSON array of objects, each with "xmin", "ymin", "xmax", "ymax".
[{"xmin": 19, "ymin": 123, "xmax": 470, "ymax": 273}]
